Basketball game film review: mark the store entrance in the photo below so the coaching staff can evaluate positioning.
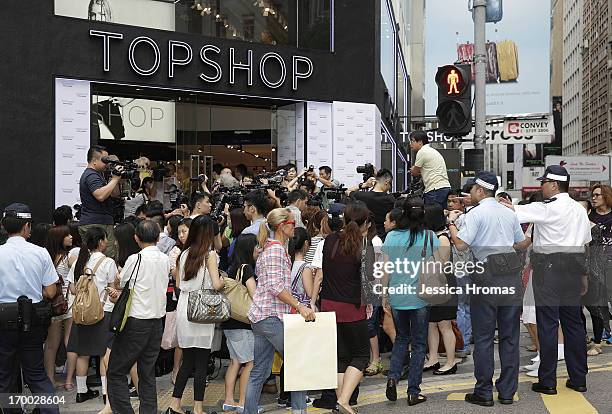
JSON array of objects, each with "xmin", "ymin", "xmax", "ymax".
[{"xmin": 91, "ymin": 83, "xmax": 297, "ymax": 209}]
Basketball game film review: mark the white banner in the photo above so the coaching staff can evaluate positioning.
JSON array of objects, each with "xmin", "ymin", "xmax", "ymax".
[
  {"xmin": 332, "ymin": 101, "xmax": 381, "ymax": 187},
  {"xmin": 275, "ymin": 104, "xmax": 297, "ymax": 166},
  {"xmin": 306, "ymin": 102, "xmax": 333, "ymax": 168},
  {"xmin": 55, "ymin": 78, "xmax": 91, "ymax": 209},
  {"xmin": 545, "ymin": 155, "xmax": 610, "ymax": 182},
  {"xmin": 503, "ymin": 116, "xmax": 554, "ymax": 137}
]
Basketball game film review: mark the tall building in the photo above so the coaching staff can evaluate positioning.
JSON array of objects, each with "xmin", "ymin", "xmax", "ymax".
[
  {"xmin": 582, "ymin": 0, "xmax": 612, "ymax": 154},
  {"xmin": 551, "ymin": 0, "xmax": 563, "ymax": 99},
  {"xmin": 563, "ymin": 0, "xmax": 583, "ymax": 155}
]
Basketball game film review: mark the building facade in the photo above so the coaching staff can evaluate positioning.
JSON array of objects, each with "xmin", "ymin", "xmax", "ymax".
[
  {"xmin": 582, "ymin": 0, "xmax": 611, "ymax": 154},
  {"xmin": 563, "ymin": 0, "xmax": 583, "ymax": 155},
  {"xmin": 0, "ymin": 0, "xmax": 412, "ymax": 220}
]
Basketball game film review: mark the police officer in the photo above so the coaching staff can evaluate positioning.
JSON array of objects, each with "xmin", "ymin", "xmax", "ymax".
[
  {"xmin": 0, "ymin": 203, "xmax": 60, "ymax": 414},
  {"xmin": 447, "ymin": 171, "xmax": 529, "ymax": 407},
  {"xmin": 501, "ymin": 166, "xmax": 591, "ymax": 394}
]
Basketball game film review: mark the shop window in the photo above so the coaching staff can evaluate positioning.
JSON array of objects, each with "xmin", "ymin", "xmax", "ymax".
[
  {"xmin": 397, "ymin": 49, "xmax": 408, "ymax": 131},
  {"xmin": 380, "ymin": 0, "xmax": 396, "ymax": 104},
  {"xmin": 55, "ymin": 0, "xmax": 333, "ymax": 50}
]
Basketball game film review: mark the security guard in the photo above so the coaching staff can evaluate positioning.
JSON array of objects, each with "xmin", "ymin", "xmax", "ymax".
[
  {"xmin": 0, "ymin": 203, "xmax": 60, "ymax": 414},
  {"xmin": 501, "ymin": 165, "xmax": 592, "ymax": 395},
  {"xmin": 448, "ymin": 171, "xmax": 529, "ymax": 407}
]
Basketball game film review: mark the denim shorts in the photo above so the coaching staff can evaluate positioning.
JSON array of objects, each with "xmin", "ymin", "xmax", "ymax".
[{"xmin": 224, "ymin": 329, "xmax": 254, "ymax": 363}]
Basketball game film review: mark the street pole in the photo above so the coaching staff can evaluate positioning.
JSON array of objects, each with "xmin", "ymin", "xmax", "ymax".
[{"xmin": 473, "ymin": 0, "xmax": 487, "ymax": 171}]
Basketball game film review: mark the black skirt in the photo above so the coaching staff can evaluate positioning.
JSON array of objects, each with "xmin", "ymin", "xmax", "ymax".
[{"xmin": 67, "ymin": 314, "xmax": 110, "ymax": 356}]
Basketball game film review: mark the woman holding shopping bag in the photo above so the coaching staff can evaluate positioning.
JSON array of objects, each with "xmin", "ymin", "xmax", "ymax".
[
  {"xmin": 309, "ymin": 202, "xmax": 373, "ymax": 414},
  {"xmin": 244, "ymin": 208, "xmax": 315, "ymax": 414}
]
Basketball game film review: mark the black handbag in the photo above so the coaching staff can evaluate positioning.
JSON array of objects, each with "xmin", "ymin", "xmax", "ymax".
[{"xmin": 109, "ymin": 254, "xmax": 141, "ymax": 334}]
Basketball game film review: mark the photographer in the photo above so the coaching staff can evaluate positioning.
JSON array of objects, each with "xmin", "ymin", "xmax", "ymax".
[
  {"xmin": 0, "ymin": 203, "xmax": 60, "ymax": 414},
  {"xmin": 347, "ymin": 169, "xmax": 396, "ymax": 239},
  {"xmin": 78, "ymin": 145, "xmax": 123, "ymax": 258},
  {"xmin": 286, "ymin": 189, "xmax": 308, "ymax": 229},
  {"xmin": 317, "ymin": 166, "xmax": 341, "ymax": 189}
]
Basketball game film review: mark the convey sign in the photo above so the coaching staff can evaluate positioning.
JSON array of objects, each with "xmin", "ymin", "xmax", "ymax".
[
  {"xmin": 545, "ymin": 155, "xmax": 610, "ymax": 181},
  {"xmin": 504, "ymin": 116, "xmax": 554, "ymax": 137}
]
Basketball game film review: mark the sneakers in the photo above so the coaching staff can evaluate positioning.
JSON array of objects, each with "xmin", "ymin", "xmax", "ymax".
[
  {"xmin": 523, "ymin": 360, "xmax": 540, "ymax": 372},
  {"xmin": 526, "ymin": 369, "xmax": 538, "ymax": 377}
]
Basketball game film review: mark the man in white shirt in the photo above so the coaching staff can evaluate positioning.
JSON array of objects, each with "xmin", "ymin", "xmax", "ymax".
[
  {"xmin": 107, "ymin": 220, "xmax": 170, "ymax": 414},
  {"xmin": 242, "ymin": 190, "xmax": 271, "ymax": 236},
  {"xmin": 409, "ymin": 131, "xmax": 451, "ymax": 208},
  {"xmin": 286, "ymin": 189, "xmax": 308, "ymax": 229}
]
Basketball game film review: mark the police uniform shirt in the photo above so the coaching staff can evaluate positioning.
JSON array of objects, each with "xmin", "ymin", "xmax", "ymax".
[
  {"xmin": 457, "ymin": 197, "xmax": 525, "ymax": 262},
  {"xmin": 0, "ymin": 236, "xmax": 58, "ymax": 303},
  {"xmin": 514, "ymin": 193, "xmax": 591, "ymax": 254}
]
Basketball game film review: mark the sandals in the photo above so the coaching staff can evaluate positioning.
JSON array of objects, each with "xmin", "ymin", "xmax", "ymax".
[
  {"xmin": 64, "ymin": 383, "xmax": 75, "ymax": 392},
  {"xmin": 587, "ymin": 344, "xmax": 602, "ymax": 356},
  {"xmin": 364, "ymin": 360, "xmax": 383, "ymax": 376}
]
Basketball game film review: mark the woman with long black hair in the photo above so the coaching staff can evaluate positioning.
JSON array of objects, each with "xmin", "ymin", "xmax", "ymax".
[
  {"xmin": 66, "ymin": 227, "xmax": 118, "ymax": 404},
  {"xmin": 166, "ymin": 215, "xmax": 225, "ymax": 414},
  {"xmin": 382, "ymin": 197, "xmax": 437, "ymax": 406},
  {"xmin": 44, "ymin": 226, "xmax": 74, "ymax": 388},
  {"xmin": 309, "ymin": 202, "xmax": 373, "ymax": 414}
]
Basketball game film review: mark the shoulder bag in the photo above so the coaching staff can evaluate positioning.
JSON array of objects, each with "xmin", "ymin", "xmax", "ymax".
[
  {"xmin": 417, "ymin": 231, "xmax": 452, "ymax": 305},
  {"xmin": 187, "ymin": 259, "xmax": 231, "ymax": 324},
  {"xmin": 223, "ymin": 264, "xmax": 253, "ymax": 324},
  {"xmin": 50, "ymin": 273, "xmax": 69, "ymax": 317},
  {"xmin": 108, "ymin": 254, "xmax": 141, "ymax": 333}
]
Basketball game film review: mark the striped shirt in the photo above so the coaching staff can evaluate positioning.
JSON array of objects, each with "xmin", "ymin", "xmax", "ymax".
[
  {"xmin": 304, "ymin": 235, "xmax": 325, "ymax": 266},
  {"xmin": 248, "ymin": 240, "xmax": 292, "ymax": 323}
]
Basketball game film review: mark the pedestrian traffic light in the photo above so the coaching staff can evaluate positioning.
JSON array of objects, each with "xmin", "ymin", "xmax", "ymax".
[{"xmin": 435, "ymin": 64, "xmax": 472, "ymax": 136}]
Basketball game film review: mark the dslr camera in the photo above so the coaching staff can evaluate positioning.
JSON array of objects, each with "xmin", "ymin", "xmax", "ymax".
[{"xmin": 356, "ymin": 163, "xmax": 375, "ymax": 182}]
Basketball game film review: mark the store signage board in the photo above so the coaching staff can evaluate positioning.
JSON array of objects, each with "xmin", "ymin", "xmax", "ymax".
[
  {"xmin": 545, "ymin": 155, "xmax": 610, "ymax": 182},
  {"xmin": 408, "ymin": 126, "xmax": 552, "ymax": 145},
  {"xmin": 89, "ymin": 30, "xmax": 314, "ymax": 91},
  {"xmin": 503, "ymin": 116, "xmax": 554, "ymax": 137}
]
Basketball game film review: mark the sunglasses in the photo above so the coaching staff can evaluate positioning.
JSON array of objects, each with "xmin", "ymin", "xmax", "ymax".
[{"xmin": 280, "ymin": 220, "xmax": 296, "ymax": 227}]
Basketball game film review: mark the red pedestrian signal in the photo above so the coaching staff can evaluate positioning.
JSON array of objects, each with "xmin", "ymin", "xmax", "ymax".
[{"xmin": 435, "ymin": 64, "xmax": 472, "ymax": 136}]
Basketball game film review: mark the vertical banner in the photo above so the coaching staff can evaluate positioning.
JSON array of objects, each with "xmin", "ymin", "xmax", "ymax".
[
  {"xmin": 306, "ymin": 102, "xmax": 333, "ymax": 168},
  {"xmin": 514, "ymin": 144, "xmax": 524, "ymax": 189},
  {"xmin": 275, "ymin": 104, "xmax": 297, "ymax": 166},
  {"xmin": 332, "ymin": 102, "xmax": 381, "ymax": 187},
  {"xmin": 55, "ymin": 78, "xmax": 91, "ymax": 209},
  {"xmin": 295, "ymin": 103, "xmax": 305, "ymax": 168}
]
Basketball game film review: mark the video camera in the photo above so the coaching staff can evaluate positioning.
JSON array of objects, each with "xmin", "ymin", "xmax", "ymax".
[
  {"xmin": 254, "ymin": 169, "xmax": 287, "ymax": 185},
  {"xmin": 356, "ymin": 163, "xmax": 375, "ymax": 182},
  {"xmin": 101, "ymin": 156, "xmax": 139, "ymax": 180}
]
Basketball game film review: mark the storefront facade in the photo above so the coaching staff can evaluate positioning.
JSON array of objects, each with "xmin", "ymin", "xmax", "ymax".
[{"xmin": 1, "ymin": 0, "xmax": 410, "ymax": 220}]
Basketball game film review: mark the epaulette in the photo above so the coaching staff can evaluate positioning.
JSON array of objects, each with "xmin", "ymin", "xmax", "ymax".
[{"xmin": 543, "ymin": 197, "xmax": 557, "ymax": 204}]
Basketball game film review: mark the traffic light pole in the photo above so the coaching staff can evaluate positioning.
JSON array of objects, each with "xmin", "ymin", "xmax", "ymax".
[{"xmin": 473, "ymin": 0, "xmax": 487, "ymax": 171}]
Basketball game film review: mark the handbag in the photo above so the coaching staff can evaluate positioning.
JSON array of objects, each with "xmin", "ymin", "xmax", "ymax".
[
  {"xmin": 161, "ymin": 310, "xmax": 178, "ymax": 350},
  {"xmin": 223, "ymin": 264, "xmax": 253, "ymax": 324},
  {"xmin": 417, "ymin": 231, "xmax": 452, "ymax": 305},
  {"xmin": 50, "ymin": 274, "xmax": 68, "ymax": 316},
  {"xmin": 187, "ymin": 263, "xmax": 231, "ymax": 324},
  {"xmin": 359, "ymin": 237, "xmax": 376, "ymax": 305},
  {"xmin": 108, "ymin": 254, "xmax": 142, "ymax": 333}
]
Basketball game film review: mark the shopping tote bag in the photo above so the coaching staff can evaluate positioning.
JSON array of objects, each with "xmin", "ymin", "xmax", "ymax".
[{"xmin": 283, "ymin": 312, "xmax": 337, "ymax": 391}]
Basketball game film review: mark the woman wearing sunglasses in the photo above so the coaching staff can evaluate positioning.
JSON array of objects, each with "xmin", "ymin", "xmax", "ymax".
[{"xmin": 244, "ymin": 208, "xmax": 315, "ymax": 414}]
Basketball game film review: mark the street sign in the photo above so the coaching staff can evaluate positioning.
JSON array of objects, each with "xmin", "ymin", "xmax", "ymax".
[
  {"xmin": 545, "ymin": 155, "xmax": 610, "ymax": 181},
  {"xmin": 503, "ymin": 116, "xmax": 554, "ymax": 137}
]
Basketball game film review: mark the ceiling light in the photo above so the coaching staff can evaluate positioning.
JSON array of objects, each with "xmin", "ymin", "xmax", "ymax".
[{"xmin": 271, "ymin": 147, "xmax": 276, "ymax": 152}]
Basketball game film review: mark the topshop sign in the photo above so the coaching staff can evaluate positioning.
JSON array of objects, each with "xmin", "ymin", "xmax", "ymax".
[{"xmin": 90, "ymin": 29, "xmax": 314, "ymax": 90}]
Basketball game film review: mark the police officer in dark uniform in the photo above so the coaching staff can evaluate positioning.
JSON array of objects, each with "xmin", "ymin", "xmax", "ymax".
[
  {"xmin": 0, "ymin": 203, "xmax": 60, "ymax": 414},
  {"xmin": 501, "ymin": 166, "xmax": 592, "ymax": 394}
]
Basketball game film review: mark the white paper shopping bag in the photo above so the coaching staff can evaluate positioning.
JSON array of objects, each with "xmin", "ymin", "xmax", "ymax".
[{"xmin": 283, "ymin": 312, "xmax": 337, "ymax": 391}]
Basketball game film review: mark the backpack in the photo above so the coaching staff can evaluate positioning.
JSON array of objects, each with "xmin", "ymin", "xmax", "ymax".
[{"xmin": 72, "ymin": 257, "xmax": 107, "ymax": 326}]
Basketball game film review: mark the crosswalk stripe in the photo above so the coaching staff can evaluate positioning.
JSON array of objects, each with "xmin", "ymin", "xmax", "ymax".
[{"xmin": 540, "ymin": 379, "xmax": 597, "ymax": 414}]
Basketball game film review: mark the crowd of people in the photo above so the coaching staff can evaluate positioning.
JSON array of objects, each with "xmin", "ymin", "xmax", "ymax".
[{"xmin": 1, "ymin": 135, "xmax": 610, "ymax": 414}]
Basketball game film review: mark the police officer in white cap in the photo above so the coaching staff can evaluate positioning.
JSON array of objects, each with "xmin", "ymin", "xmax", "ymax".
[
  {"xmin": 0, "ymin": 203, "xmax": 60, "ymax": 413},
  {"xmin": 500, "ymin": 165, "xmax": 592, "ymax": 395},
  {"xmin": 448, "ymin": 171, "xmax": 528, "ymax": 407}
]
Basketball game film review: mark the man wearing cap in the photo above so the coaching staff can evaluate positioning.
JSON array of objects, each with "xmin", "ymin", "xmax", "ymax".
[
  {"xmin": 500, "ymin": 165, "xmax": 591, "ymax": 395},
  {"xmin": 0, "ymin": 203, "xmax": 60, "ymax": 413},
  {"xmin": 447, "ymin": 171, "xmax": 528, "ymax": 407}
]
